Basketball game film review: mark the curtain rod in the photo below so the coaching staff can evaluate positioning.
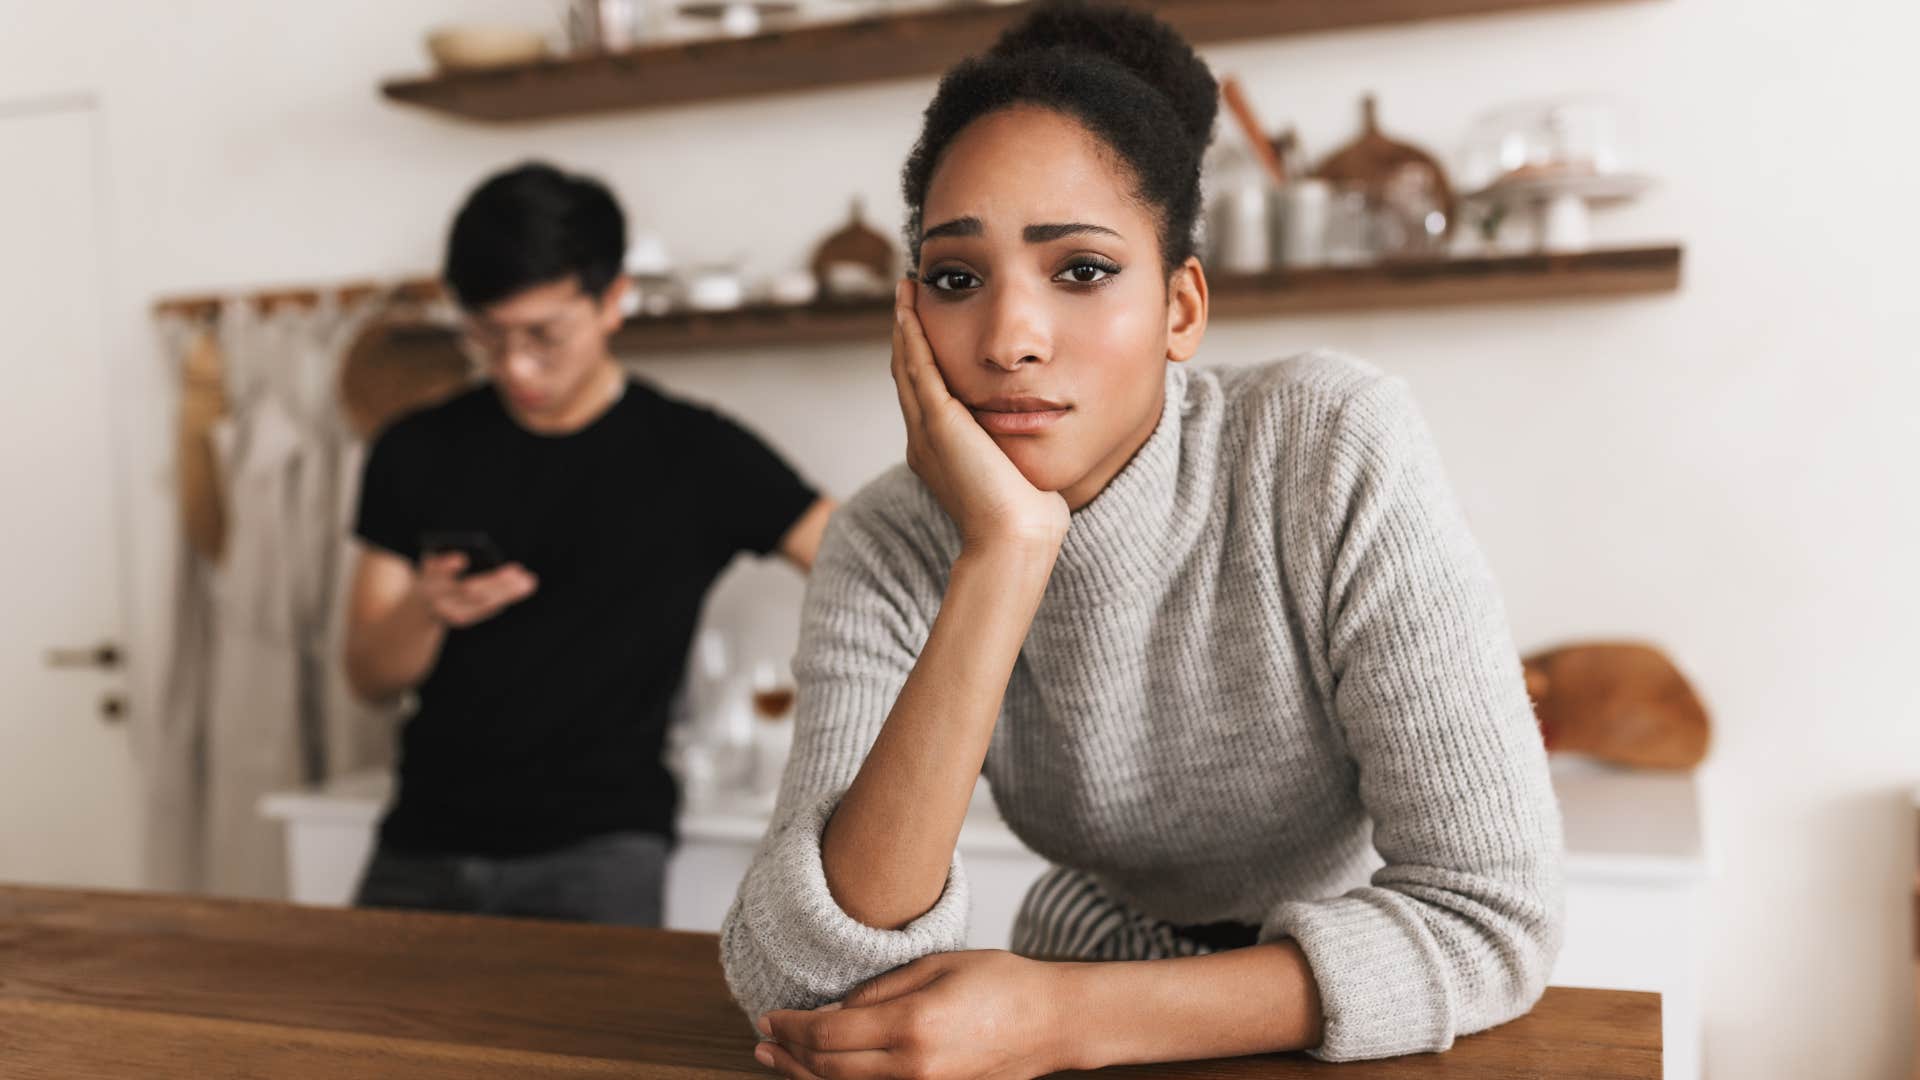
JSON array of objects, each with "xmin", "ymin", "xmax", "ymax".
[{"xmin": 152, "ymin": 277, "xmax": 445, "ymax": 321}]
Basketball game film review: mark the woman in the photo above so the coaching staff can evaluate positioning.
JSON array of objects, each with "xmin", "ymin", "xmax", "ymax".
[{"xmin": 721, "ymin": 3, "xmax": 1563, "ymax": 1075}]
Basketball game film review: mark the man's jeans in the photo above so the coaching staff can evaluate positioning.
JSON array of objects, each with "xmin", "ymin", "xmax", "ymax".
[{"xmin": 354, "ymin": 831, "xmax": 668, "ymax": 927}]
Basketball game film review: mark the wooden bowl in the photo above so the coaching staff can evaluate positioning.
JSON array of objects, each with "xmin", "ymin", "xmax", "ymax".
[{"xmin": 426, "ymin": 26, "xmax": 549, "ymax": 72}]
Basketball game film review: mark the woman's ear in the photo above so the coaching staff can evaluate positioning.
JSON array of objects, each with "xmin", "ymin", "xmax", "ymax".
[{"xmin": 1165, "ymin": 256, "xmax": 1209, "ymax": 363}]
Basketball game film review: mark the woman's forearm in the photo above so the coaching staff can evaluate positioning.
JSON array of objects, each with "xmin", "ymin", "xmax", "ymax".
[
  {"xmin": 1052, "ymin": 942, "xmax": 1325, "ymax": 1071},
  {"xmin": 821, "ymin": 538, "xmax": 1059, "ymax": 930}
]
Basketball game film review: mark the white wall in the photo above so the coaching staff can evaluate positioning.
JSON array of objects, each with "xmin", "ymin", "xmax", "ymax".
[{"xmin": 4, "ymin": 0, "xmax": 1917, "ymax": 1075}]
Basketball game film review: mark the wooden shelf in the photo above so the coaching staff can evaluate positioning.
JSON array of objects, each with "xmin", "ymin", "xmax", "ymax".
[
  {"xmin": 1209, "ymin": 244, "xmax": 1681, "ymax": 317},
  {"xmin": 384, "ymin": 0, "xmax": 1649, "ymax": 123},
  {"xmin": 605, "ymin": 245, "xmax": 1681, "ymax": 357},
  {"xmin": 161, "ymin": 246, "xmax": 1680, "ymax": 355}
]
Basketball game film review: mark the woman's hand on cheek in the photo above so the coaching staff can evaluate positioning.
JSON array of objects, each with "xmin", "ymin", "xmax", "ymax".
[
  {"xmin": 756, "ymin": 951, "xmax": 1073, "ymax": 1080},
  {"xmin": 892, "ymin": 280, "xmax": 1069, "ymax": 555}
]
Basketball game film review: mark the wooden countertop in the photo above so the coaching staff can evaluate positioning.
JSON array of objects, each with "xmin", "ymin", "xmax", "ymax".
[{"xmin": 0, "ymin": 886, "xmax": 1661, "ymax": 1078}]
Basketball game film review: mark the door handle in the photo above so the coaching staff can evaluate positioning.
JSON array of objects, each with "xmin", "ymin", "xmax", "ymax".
[{"xmin": 46, "ymin": 642, "xmax": 122, "ymax": 671}]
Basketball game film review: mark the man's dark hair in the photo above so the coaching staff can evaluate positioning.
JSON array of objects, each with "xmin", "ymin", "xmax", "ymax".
[{"xmin": 443, "ymin": 161, "xmax": 626, "ymax": 309}]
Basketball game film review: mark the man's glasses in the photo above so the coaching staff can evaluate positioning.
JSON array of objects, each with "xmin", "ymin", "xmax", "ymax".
[{"xmin": 459, "ymin": 308, "xmax": 593, "ymax": 367}]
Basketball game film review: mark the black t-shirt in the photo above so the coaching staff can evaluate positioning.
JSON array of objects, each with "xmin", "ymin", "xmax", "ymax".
[{"xmin": 354, "ymin": 379, "xmax": 817, "ymax": 857}]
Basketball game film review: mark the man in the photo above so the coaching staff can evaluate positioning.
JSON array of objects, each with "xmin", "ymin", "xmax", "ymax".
[{"xmin": 344, "ymin": 162, "xmax": 832, "ymax": 925}]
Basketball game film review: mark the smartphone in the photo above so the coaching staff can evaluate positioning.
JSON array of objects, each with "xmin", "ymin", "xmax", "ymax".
[{"xmin": 419, "ymin": 531, "xmax": 509, "ymax": 577}]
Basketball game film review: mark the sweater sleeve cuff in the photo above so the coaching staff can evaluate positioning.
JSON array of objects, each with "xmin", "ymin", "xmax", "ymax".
[
  {"xmin": 1262, "ymin": 890, "xmax": 1456, "ymax": 1062},
  {"xmin": 721, "ymin": 791, "xmax": 970, "ymax": 1021}
]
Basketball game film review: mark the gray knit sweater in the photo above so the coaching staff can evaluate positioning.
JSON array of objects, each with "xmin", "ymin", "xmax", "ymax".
[{"xmin": 720, "ymin": 351, "xmax": 1564, "ymax": 1063}]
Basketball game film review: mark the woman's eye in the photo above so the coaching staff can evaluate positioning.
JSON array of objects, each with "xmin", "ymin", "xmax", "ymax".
[
  {"xmin": 924, "ymin": 269, "xmax": 980, "ymax": 292},
  {"xmin": 1057, "ymin": 261, "xmax": 1118, "ymax": 286}
]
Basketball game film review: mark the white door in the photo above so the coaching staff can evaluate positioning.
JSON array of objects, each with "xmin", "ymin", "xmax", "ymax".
[{"xmin": 0, "ymin": 98, "xmax": 141, "ymax": 888}]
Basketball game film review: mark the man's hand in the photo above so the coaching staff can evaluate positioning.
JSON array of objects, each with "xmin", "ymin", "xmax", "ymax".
[
  {"xmin": 756, "ymin": 951, "xmax": 1071, "ymax": 1080},
  {"xmin": 412, "ymin": 551, "xmax": 538, "ymax": 628}
]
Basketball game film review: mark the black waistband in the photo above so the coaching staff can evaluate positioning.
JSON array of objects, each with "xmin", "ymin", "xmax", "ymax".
[{"xmin": 1173, "ymin": 919, "xmax": 1261, "ymax": 952}]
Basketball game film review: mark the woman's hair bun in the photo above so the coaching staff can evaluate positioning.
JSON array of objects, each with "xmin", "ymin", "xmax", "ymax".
[{"xmin": 987, "ymin": 1, "xmax": 1218, "ymax": 152}]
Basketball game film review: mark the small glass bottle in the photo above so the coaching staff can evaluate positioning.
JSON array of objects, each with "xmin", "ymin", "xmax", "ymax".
[
  {"xmin": 748, "ymin": 660, "xmax": 796, "ymax": 800},
  {"xmin": 1204, "ymin": 142, "xmax": 1273, "ymax": 275}
]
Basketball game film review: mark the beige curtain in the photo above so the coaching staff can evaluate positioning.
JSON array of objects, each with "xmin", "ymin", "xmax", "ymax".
[{"xmin": 148, "ymin": 297, "xmax": 395, "ymax": 898}]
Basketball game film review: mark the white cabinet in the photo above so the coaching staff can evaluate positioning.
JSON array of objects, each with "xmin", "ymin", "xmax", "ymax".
[
  {"xmin": 661, "ymin": 782, "xmax": 1047, "ymax": 948},
  {"xmin": 1548, "ymin": 759, "xmax": 1711, "ymax": 1080},
  {"xmin": 263, "ymin": 757, "xmax": 1706, "ymax": 1078},
  {"xmin": 259, "ymin": 771, "xmax": 389, "ymax": 908}
]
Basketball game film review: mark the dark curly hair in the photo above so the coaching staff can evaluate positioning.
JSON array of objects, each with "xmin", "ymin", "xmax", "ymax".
[{"xmin": 901, "ymin": 1, "xmax": 1218, "ymax": 276}]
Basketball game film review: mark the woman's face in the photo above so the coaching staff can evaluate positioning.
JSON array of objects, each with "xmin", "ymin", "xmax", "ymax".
[{"xmin": 914, "ymin": 106, "xmax": 1207, "ymax": 510}]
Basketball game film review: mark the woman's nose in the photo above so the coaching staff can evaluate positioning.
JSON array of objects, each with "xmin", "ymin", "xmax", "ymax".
[{"xmin": 980, "ymin": 280, "xmax": 1051, "ymax": 371}]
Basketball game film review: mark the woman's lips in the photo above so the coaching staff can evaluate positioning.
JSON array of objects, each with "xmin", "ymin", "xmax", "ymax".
[{"xmin": 969, "ymin": 395, "xmax": 1071, "ymax": 435}]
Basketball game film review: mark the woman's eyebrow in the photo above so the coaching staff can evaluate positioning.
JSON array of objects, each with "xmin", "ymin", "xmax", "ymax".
[
  {"xmin": 1024, "ymin": 222, "xmax": 1122, "ymax": 243},
  {"xmin": 923, "ymin": 216, "xmax": 984, "ymax": 241},
  {"xmin": 922, "ymin": 218, "xmax": 1123, "ymax": 244}
]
